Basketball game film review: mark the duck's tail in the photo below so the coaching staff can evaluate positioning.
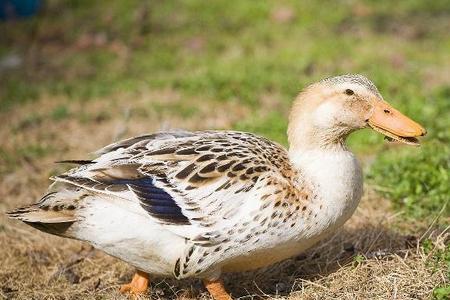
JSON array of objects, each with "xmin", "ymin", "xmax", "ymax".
[
  {"xmin": 7, "ymin": 185, "xmax": 82, "ymax": 237},
  {"xmin": 7, "ymin": 204, "xmax": 76, "ymax": 236}
]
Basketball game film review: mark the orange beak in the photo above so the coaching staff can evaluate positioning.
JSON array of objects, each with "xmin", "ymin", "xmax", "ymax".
[{"xmin": 368, "ymin": 100, "xmax": 426, "ymax": 146}]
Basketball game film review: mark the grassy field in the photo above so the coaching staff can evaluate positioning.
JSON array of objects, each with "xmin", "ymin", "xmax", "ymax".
[{"xmin": 0, "ymin": 0, "xmax": 449, "ymax": 299}]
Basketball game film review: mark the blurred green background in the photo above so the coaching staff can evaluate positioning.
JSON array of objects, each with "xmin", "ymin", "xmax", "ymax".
[{"xmin": 0, "ymin": 0, "xmax": 448, "ymax": 223}]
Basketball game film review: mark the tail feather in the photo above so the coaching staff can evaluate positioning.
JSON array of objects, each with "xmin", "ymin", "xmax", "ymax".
[
  {"xmin": 7, "ymin": 185, "xmax": 84, "ymax": 237},
  {"xmin": 7, "ymin": 204, "xmax": 78, "ymax": 236},
  {"xmin": 55, "ymin": 159, "xmax": 93, "ymax": 165},
  {"xmin": 6, "ymin": 204, "xmax": 77, "ymax": 236},
  {"xmin": 7, "ymin": 205, "xmax": 77, "ymax": 223},
  {"xmin": 23, "ymin": 221, "xmax": 75, "ymax": 236}
]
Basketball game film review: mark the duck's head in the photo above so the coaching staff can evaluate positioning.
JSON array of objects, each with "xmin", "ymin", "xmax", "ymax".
[{"xmin": 288, "ymin": 74, "xmax": 426, "ymax": 151}]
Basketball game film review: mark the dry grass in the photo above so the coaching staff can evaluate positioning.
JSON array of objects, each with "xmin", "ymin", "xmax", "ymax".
[{"xmin": 0, "ymin": 92, "xmax": 447, "ymax": 300}]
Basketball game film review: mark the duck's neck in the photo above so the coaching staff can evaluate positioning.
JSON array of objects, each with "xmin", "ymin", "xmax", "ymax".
[
  {"xmin": 287, "ymin": 119, "xmax": 359, "ymax": 202},
  {"xmin": 288, "ymin": 127, "xmax": 348, "ymax": 153},
  {"xmin": 285, "ymin": 88, "xmax": 363, "ymax": 229}
]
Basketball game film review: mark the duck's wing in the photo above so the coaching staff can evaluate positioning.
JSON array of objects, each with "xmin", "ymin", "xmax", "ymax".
[{"xmin": 55, "ymin": 130, "xmax": 301, "ymax": 277}]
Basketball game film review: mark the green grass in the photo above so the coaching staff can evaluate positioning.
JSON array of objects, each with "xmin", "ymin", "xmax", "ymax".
[
  {"xmin": 50, "ymin": 105, "xmax": 71, "ymax": 121},
  {"xmin": 369, "ymin": 144, "xmax": 449, "ymax": 222},
  {"xmin": 434, "ymin": 285, "xmax": 450, "ymax": 300},
  {"xmin": 1, "ymin": 1, "xmax": 448, "ymax": 222},
  {"xmin": 423, "ymin": 239, "xmax": 450, "ymax": 299}
]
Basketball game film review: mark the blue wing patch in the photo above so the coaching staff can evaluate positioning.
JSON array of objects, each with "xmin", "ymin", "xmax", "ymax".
[{"xmin": 112, "ymin": 177, "xmax": 190, "ymax": 225}]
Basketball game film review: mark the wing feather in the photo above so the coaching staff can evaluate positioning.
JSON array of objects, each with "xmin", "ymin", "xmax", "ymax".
[{"xmin": 53, "ymin": 130, "xmax": 302, "ymax": 277}]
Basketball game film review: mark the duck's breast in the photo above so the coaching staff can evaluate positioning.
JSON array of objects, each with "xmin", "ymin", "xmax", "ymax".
[{"xmin": 290, "ymin": 148, "xmax": 363, "ymax": 235}]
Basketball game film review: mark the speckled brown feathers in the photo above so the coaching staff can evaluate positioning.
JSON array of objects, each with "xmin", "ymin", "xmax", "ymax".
[{"xmin": 46, "ymin": 130, "xmax": 316, "ymax": 277}]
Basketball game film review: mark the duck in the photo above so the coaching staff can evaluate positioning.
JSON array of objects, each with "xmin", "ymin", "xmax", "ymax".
[{"xmin": 7, "ymin": 74, "xmax": 426, "ymax": 300}]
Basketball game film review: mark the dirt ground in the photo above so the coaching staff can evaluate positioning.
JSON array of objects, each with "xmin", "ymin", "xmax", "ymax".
[{"xmin": 0, "ymin": 94, "xmax": 447, "ymax": 300}]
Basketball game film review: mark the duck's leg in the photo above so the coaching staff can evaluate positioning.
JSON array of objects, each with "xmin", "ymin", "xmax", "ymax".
[
  {"xmin": 203, "ymin": 278, "xmax": 232, "ymax": 300},
  {"xmin": 120, "ymin": 270, "xmax": 150, "ymax": 295}
]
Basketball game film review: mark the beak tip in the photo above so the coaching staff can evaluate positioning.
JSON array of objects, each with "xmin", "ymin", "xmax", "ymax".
[{"xmin": 421, "ymin": 128, "xmax": 427, "ymax": 136}]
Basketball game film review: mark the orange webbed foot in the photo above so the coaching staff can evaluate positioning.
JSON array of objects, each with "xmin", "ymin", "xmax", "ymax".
[
  {"xmin": 119, "ymin": 270, "xmax": 150, "ymax": 297},
  {"xmin": 203, "ymin": 278, "xmax": 232, "ymax": 300}
]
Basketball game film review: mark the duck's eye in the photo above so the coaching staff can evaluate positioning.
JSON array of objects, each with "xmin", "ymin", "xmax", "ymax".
[{"xmin": 345, "ymin": 89, "xmax": 354, "ymax": 95}]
